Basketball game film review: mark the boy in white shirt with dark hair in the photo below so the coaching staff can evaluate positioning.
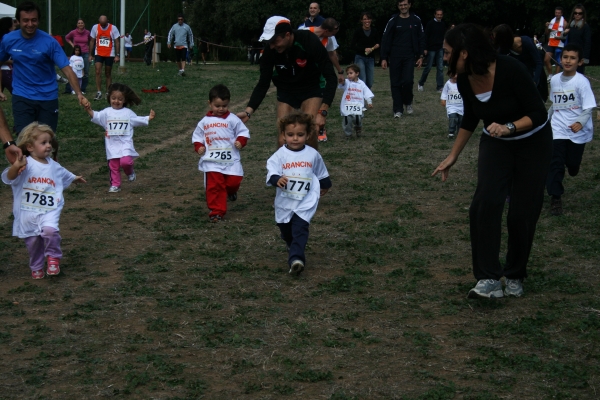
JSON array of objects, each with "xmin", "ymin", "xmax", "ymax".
[
  {"xmin": 339, "ymin": 64, "xmax": 374, "ymax": 139},
  {"xmin": 440, "ymin": 74, "xmax": 463, "ymax": 138},
  {"xmin": 546, "ymin": 43, "xmax": 596, "ymax": 216}
]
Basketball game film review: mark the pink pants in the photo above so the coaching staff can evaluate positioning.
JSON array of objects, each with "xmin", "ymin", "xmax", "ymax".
[
  {"xmin": 109, "ymin": 156, "xmax": 134, "ymax": 187},
  {"xmin": 24, "ymin": 227, "xmax": 61, "ymax": 271}
]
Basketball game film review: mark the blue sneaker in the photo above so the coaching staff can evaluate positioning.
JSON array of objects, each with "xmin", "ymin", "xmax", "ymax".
[{"xmin": 468, "ymin": 279, "xmax": 503, "ymax": 299}]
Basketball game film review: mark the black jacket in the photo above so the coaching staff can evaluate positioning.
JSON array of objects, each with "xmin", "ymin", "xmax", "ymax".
[
  {"xmin": 566, "ymin": 23, "xmax": 591, "ymax": 60},
  {"xmin": 380, "ymin": 12, "xmax": 425, "ymax": 60}
]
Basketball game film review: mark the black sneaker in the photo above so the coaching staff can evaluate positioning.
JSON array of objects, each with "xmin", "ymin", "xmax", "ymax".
[
  {"xmin": 289, "ymin": 259, "xmax": 304, "ymax": 275},
  {"xmin": 228, "ymin": 192, "xmax": 237, "ymax": 201},
  {"xmin": 209, "ymin": 215, "xmax": 223, "ymax": 223}
]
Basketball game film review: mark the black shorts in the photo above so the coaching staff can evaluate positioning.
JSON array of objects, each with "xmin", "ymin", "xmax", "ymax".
[
  {"xmin": 276, "ymin": 87, "xmax": 323, "ymax": 109},
  {"xmin": 175, "ymin": 48, "xmax": 187, "ymax": 62},
  {"xmin": 94, "ymin": 55, "xmax": 115, "ymax": 66}
]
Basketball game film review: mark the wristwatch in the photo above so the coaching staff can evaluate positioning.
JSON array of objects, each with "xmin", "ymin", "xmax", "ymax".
[
  {"xmin": 245, "ymin": 111, "xmax": 252, "ymax": 119},
  {"xmin": 338, "ymin": 70, "xmax": 344, "ymax": 75},
  {"xmin": 505, "ymin": 122, "xmax": 516, "ymax": 135},
  {"xmin": 318, "ymin": 110, "xmax": 328, "ymax": 117},
  {"xmin": 3, "ymin": 141, "xmax": 15, "ymax": 149}
]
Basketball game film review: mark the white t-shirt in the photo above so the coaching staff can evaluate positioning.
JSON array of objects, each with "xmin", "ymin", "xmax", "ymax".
[
  {"xmin": 69, "ymin": 55, "xmax": 84, "ymax": 78},
  {"xmin": 266, "ymin": 145, "xmax": 329, "ymax": 224},
  {"xmin": 441, "ymin": 80, "xmax": 464, "ymax": 116},
  {"xmin": 91, "ymin": 107, "xmax": 149, "ymax": 160},
  {"xmin": 2, "ymin": 157, "xmax": 76, "ymax": 238},
  {"xmin": 124, "ymin": 35, "xmax": 132, "ymax": 47},
  {"xmin": 89, "ymin": 24, "xmax": 121, "ymax": 57},
  {"xmin": 192, "ymin": 112, "xmax": 250, "ymax": 176},
  {"xmin": 338, "ymin": 78, "xmax": 374, "ymax": 116},
  {"xmin": 550, "ymin": 73, "xmax": 596, "ymax": 144}
]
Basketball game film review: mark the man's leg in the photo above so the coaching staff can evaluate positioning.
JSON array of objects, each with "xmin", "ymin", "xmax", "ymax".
[
  {"xmin": 104, "ymin": 66, "xmax": 113, "ymax": 92},
  {"xmin": 400, "ymin": 57, "xmax": 415, "ymax": 108},
  {"xmin": 389, "ymin": 60, "xmax": 403, "ymax": 114},
  {"xmin": 181, "ymin": 49, "xmax": 188, "ymax": 71},
  {"xmin": 435, "ymin": 49, "xmax": 445, "ymax": 90},
  {"xmin": 94, "ymin": 62, "xmax": 103, "ymax": 93},
  {"xmin": 299, "ymin": 97, "xmax": 322, "ymax": 150},
  {"xmin": 418, "ymin": 51, "xmax": 434, "ymax": 87}
]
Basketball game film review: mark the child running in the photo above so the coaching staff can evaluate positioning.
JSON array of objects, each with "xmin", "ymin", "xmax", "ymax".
[
  {"xmin": 339, "ymin": 64, "xmax": 374, "ymax": 139},
  {"xmin": 1, "ymin": 123, "xmax": 86, "ymax": 279},
  {"xmin": 440, "ymin": 74, "xmax": 463, "ymax": 138},
  {"xmin": 192, "ymin": 84, "xmax": 250, "ymax": 222},
  {"xmin": 546, "ymin": 43, "xmax": 596, "ymax": 216},
  {"xmin": 266, "ymin": 112, "xmax": 331, "ymax": 275},
  {"xmin": 69, "ymin": 45, "xmax": 85, "ymax": 95},
  {"xmin": 85, "ymin": 83, "xmax": 155, "ymax": 193}
]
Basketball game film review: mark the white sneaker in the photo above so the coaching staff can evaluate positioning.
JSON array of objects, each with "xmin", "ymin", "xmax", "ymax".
[
  {"xmin": 418, "ymin": 85, "xmax": 424, "ymax": 92},
  {"xmin": 128, "ymin": 172, "xmax": 136, "ymax": 182},
  {"xmin": 108, "ymin": 186, "xmax": 121, "ymax": 193},
  {"xmin": 71, "ymin": 90, "xmax": 75, "ymax": 95},
  {"xmin": 94, "ymin": 91, "xmax": 102, "ymax": 101},
  {"xmin": 289, "ymin": 259, "xmax": 304, "ymax": 275},
  {"xmin": 406, "ymin": 105, "xmax": 414, "ymax": 114},
  {"xmin": 394, "ymin": 112, "xmax": 402, "ymax": 119}
]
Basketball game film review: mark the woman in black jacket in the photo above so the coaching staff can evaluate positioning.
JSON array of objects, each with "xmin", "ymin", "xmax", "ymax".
[
  {"xmin": 351, "ymin": 12, "xmax": 380, "ymax": 89},
  {"xmin": 566, "ymin": 4, "xmax": 591, "ymax": 74}
]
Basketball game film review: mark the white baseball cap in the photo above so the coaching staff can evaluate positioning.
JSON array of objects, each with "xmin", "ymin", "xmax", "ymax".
[{"xmin": 259, "ymin": 16, "xmax": 292, "ymax": 42}]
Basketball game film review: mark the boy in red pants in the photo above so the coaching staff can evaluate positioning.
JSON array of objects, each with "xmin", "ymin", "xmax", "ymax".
[{"xmin": 192, "ymin": 84, "xmax": 250, "ymax": 222}]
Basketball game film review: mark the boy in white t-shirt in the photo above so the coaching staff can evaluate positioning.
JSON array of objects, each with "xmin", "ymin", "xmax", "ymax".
[
  {"xmin": 266, "ymin": 112, "xmax": 331, "ymax": 275},
  {"xmin": 339, "ymin": 64, "xmax": 374, "ymax": 139},
  {"xmin": 546, "ymin": 44, "xmax": 596, "ymax": 216},
  {"xmin": 192, "ymin": 84, "xmax": 250, "ymax": 222},
  {"xmin": 440, "ymin": 75, "xmax": 463, "ymax": 138}
]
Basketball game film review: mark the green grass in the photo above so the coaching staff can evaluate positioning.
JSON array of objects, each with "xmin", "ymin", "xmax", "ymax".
[{"xmin": 0, "ymin": 62, "xmax": 598, "ymax": 398}]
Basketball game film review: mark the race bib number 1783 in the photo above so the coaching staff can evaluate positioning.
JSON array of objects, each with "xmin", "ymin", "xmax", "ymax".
[{"xmin": 21, "ymin": 187, "xmax": 57, "ymax": 214}]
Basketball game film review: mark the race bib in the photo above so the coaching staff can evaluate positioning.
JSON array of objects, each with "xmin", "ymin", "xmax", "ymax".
[
  {"xmin": 21, "ymin": 186, "xmax": 58, "ymax": 214},
  {"xmin": 205, "ymin": 146, "xmax": 233, "ymax": 164},
  {"xmin": 447, "ymin": 91, "xmax": 462, "ymax": 104},
  {"xmin": 344, "ymin": 102, "xmax": 363, "ymax": 115},
  {"xmin": 552, "ymin": 90, "xmax": 579, "ymax": 110},
  {"xmin": 106, "ymin": 119, "xmax": 130, "ymax": 136},
  {"xmin": 550, "ymin": 31, "xmax": 558, "ymax": 39},
  {"xmin": 72, "ymin": 61, "xmax": 84, "ymax": 71},
  {"xmin": 281, "ymin": 174, "xmax": 311, "ymax": 200},
  {"xmin": 99, "ymin": 37, "xmax": 111, "ymax": 47}
]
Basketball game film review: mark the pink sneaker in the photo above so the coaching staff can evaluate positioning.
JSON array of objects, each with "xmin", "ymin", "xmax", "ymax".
[
  {"xmin": 31, "ymin": 269, "xmax": 45, "ymax": 279},
  {"xmin": 46, "ymin": 257, "xmax": 61, "ymax": 276}
]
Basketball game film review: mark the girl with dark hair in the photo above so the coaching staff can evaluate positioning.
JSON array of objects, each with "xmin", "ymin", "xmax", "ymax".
[
  {"xmin": 565, "ymin": 4, "xmax": 591, "ymax": 74},
  {"xmin": 351, "ymin": 12, "xmax": 380, "ymax": 89},
  {"xmin": 432, "ymin": 23, "xmax": 553, "ymax": 299}
]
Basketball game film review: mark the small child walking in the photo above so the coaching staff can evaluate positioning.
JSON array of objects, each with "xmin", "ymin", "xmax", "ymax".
[
  {"xmin": 266, "ymin": 112, "xmax": 331, "ymax": 275},
  {"xmin": 339, "ymin": 64, "xmax": 374, "ymax": 139},
  {"xmin": 1, "ymin": 122, "xmax": 86, "ymax": 279},
  {"xmin": 192, "ymin": 84, "xmax": 250, "ymax": 222},
  {"xmin": 85, "ymin": 83, "xmax": 155, "ymax": 193},
  {"xmin": 440, "ymin": 75, "xmax": 463, "ymax": 138},
  {"xmin": 546, "ymin": 43, "xmax": 596, "ymax": 216},
  {"xmin": 69, "ymin": 45, "xmax": 85, "ymax": 95}
]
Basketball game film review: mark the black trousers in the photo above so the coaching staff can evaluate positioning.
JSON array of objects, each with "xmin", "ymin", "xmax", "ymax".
[
  {"xmin": 388, "ymin": 57, "xmax": 415, "ymax": 113},
  {"xmin": 470, "ymin": 125, "xmax": 553, "ymax": 281},
  {"xmin": 278, "ymin": 213, "xmax": 309, "ymax": 266},
  {"xmin": 546, "ymin": 139, "xmax": 586, "ymax": 198}
]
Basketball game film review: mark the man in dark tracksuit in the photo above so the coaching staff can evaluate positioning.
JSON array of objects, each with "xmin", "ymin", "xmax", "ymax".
[{"xmin": 380, "ymin": 0, "xmax": 425, "ymax": 118}]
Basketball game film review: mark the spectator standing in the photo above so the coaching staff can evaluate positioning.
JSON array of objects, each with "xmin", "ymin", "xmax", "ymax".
[
  {"xmin": 300, "ymin": 3, "xmax": 325, "ymax": 28},
  {"xmin": 143, "ymin": 29, "xmax": 154, "ymax": 66},
  {"xmin": 65, "ymin": 19, "xmax": 91, "ymax": 93},
  {"xmin": 544, "ymin": 6, "xmax": 569, "ymax": 79},
  {"xmin": 565, "ymin": 4, "xmax": 591, "ymax": 74},
  {"xmin": 89, "ymin": 15, "xmax": 121, "ymax": 100},
  {"xmin": 381, "ymin": 0, "xmax": 425, "ymax": 118},
  {"xmin": 351, "ymin": 12, "xmax": 380, "ymax": 89},
  {"xmin": 418, "ymin": 9, "xmax": 447, "ymax": 92},
  {"xmin": 167, "ymin": 14, "xmax": 194, "ymax": 76},
  {"xmin": 123, "ymin": 32, "xmax": 132, "ymax": 58}
]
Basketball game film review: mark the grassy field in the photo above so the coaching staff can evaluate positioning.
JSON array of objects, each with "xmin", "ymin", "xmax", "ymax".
[{"xmin": 0, "ymin": 60, "xmax": 598, "ymax": 399}]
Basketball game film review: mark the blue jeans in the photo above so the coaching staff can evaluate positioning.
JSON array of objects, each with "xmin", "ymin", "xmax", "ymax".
[
  {"xmin": 448, "ymin": 113, "xmax": 462, "ymax": 135},
  {"xmin": 354, "ymin": 55, "xmax": 374, "ymax": 89},
  {"xmin": 418, "ymin": 49, "xmax": 444, "ymax": 90}
]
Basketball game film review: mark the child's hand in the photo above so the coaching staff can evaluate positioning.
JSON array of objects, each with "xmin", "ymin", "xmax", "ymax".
[
  {"xmin": 320, "ymin": 188, "xmax": 329, "ymax": 196},
  {"xmin": 234, "ymin": 141, "xmax": 242, "ymax": 150},
  {"xmin": 149, "ymin": 109, "xmax": 155, "ymax": 120},
  {"xmin": 14, "ymin": 156, "xmax": 27, "ymax": 169},
  {"xmin": 368, "ymin": 104, "xmax": 373, "ymax": 109},
  {"xmin": 277, "ymin": 176, "xmax": 288, "ymax": 189},
  {"xmin": 197, "ymin": 147, "xmax": 206, "ymax": 155},
  {"xmin": 569, "ymin": 122, "xmax": 583, "ymax": 133},
  {"xmin": 73, "ymin": 176, "xmax": 87, "ymax": 184}
]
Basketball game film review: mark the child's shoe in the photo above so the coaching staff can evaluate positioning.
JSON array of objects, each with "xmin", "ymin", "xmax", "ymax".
[
  {"xmin": 108, "ymin": 186, "xmax": 121, "ymax": 193},
  {"xmin": 46, "ymin": 257, "xmax": 60, "ymax": 276},
  {"xmin": 228, "ymin": 192, "xmax": 237, "ymax": 201},
  {"xmin": 128, "ymin": 172, "xmax": 136, "ymax": 182},
  {"xmin": 355, "ymin": 127, "xmax": 362, "ymax": 138},
  {"xmin": 31, "ymin": 269, "xmax": 45, "ymax": 279},
  {"xmin": 289, "ymin": 259, "xmax": 304, "ymax": 275},
  {"xmin": 209, "ymin": 214, "xmax": 222, "ymax": 223}
]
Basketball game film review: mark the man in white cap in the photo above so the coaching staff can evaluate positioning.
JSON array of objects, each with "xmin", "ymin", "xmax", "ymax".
[{"xmin": 236, "ymin": 16, "xmax": 337, "ymax": 149}]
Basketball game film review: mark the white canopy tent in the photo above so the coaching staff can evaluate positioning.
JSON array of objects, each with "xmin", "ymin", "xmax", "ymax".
[{"xmin": 0, "ymin": 2, "xmax": 15, "ymax": 19}]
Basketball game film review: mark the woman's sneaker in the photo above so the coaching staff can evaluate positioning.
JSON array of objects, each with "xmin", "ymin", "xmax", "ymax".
[
  {"xmin": 467, "ymin": 279, "xmax": 503, "ymax": 299},
  {"xmin": 46, "ymin": 257, "xmax": 60, "ymax": 276},
  {"xmin": 504, "ymin": 279, "xmax": 524, "ymax": 297},
  {"xmin": 31, "ymin": 269, "xmax": 45, "ymax": 279}
]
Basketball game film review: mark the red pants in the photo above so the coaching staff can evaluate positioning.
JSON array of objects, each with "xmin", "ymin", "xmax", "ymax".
[{"xmin": 205, "ymin": 172, "xmax": 242, "ymax": 217}]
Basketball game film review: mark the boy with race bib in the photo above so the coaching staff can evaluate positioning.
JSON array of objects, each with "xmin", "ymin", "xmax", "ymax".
[
  {"xmin": 440, "ymin": 74, "xmax": 463, "ymax": 138},
  {"xmin": 338, "ymin": 64, "xmax": 374, "ymax": 139},
  {"xmin": 546, "ymin": 43, "xmax": 596, "ymax": 216},
  {"xmin": 266, "ymin": 112, "xmax": 331, "ymax": 275},
  {"xmin": 85, "ymin": 83, "xmax": 155, "ymax": 193},
  {"xmin": 2, "ymin": 122, "xmax": 86, "ymax": 279},
  {"xmin": 192, "ymin": 84, "xmax": 250, "ymax": 223}
]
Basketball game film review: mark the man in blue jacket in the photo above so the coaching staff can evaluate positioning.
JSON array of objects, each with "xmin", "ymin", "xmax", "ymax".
[{"xmin": 380, "ymin": 0, "xmax": 425, "ymax": 118}]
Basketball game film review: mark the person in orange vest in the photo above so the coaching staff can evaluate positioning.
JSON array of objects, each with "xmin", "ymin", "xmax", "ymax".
[
  {"xmin": 89, "ymin": 15, "xmax": 121, "ymax": 101},
  {"xmin": 544, "ymin": 6, "xmax": 569, "ymax": 80}
]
